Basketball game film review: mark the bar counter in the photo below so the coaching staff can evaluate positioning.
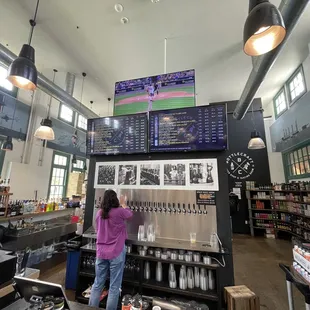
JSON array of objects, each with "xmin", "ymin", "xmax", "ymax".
[
  {"xmin": 83, "ymin": 227, "xmax": 228, "ymax": 254},
  {"xmin": 4, "ymin": 298, "xmax": 98, "ymax": 310}
]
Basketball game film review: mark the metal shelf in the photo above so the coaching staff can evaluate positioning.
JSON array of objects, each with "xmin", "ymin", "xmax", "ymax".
[
  {"xmin": 127, "ymin": 253, "xmax": 219, "ymax": 269},
  {"xmin": 142, "ymin": 279, "xmax": 218, "ymax": 301}
]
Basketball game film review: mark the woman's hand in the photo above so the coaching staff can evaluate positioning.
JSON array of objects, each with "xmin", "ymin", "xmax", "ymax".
[{"xmin": 119, "ymin": 194, "xmax": 128, "ymax": 208}]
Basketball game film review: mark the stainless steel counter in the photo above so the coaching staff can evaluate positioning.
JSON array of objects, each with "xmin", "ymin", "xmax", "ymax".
[{"xmin": 83, "ymin": 227, "xmax": 227, "ymax": 254}]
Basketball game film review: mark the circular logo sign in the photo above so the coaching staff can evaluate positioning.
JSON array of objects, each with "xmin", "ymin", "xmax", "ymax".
[{"xmin": 226, "ymin": 152, "xmax": 255, "ymax": 180}]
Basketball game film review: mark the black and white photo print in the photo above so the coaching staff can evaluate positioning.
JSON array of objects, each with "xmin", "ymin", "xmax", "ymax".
[
  {"xmin": 164, "ymin": 164, "xmax": 186, "ymax": 186},
  {"xmin": 140, "ymin": 163, "xmax": 161, "ymax": 186},
  {"xmin": 118, "ymin": 165, "xmax": 137, "ymax": 185},
  {"xmin": 97, "ymin": 165, "xmax": 116, "ymax": 185}
]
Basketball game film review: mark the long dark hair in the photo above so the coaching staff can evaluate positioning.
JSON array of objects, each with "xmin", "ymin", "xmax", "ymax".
[{"xmin": 101, "ymin": 190, "xmax": 120, "ymax": 219}]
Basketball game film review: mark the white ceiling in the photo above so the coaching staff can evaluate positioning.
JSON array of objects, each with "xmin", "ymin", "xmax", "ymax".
[{"xmin": 0, "ymin": 0, "xmax": 310, "ymax": 116}]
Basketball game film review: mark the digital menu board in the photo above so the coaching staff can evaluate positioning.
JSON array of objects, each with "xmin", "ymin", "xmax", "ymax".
[
  {"xmin": 149, "ymin": 105, "xmax": 227, "ymax": 152},
  {"xmin": 87, "ymin": 113, "xmax": 148, "ymax": 155}
]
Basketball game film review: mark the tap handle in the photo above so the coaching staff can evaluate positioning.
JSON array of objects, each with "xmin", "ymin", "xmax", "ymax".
[
  {"xmin": 203, "ymin": 205, "xmax": 208, "ymax": 215},
  {"xmin": 198, "ymin": 205, "xmax": 202, "ymax": 215},
  {"xmin": 187, "ymin": 203, "xmax": 191, "ymax": 214},
  {"xmin": 193, "ymin": 204, "xmax": 197, "ymax": 214}
]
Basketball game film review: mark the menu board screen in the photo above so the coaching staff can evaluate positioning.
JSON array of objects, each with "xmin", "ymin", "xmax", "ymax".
[
  {"xmin": 87, "ymin": 113, "xmax": 148, "ymax": 155},
  {"xmin": 149, "ymin": 105, "xmax": 227, "ymax": 152}
]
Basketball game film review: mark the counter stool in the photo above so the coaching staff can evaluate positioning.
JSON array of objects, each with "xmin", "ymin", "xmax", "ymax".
[{"xmin": 224, "ymin": 285, "xmax": 260, "ymax": 310}]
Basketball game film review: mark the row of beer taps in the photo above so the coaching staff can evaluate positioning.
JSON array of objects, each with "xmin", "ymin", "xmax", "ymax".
[{"xmin": 126, "ymin": 201, "xmax": 208, "ymax": 215}]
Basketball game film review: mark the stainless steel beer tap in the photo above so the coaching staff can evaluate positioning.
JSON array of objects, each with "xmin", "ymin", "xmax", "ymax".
[
  {"xmin": 172, "ymin": 203, "xmax": 176, "ymax": 214},
  {"xmin": 163, "ymin": 202, "xmax": 167, "ymax": 213},
  {"xmin": 167, "ymin": 203, "xmax": 172, "ymax": 213},
  {"xmin": 145, "ymin": 201, "xmax": 148, "ymax": 212},
  {"xmin": 203, "ymin": 205, "xmax": 208, "ymax": 215},
  {"xmin": 158, "ymin": 202, "xmax": 162, "ymax": 213},
  {"xmin": 139, "ymin": 202, "xmax": 143, "ymax": 212},
  {"xmin": 153, "ymin": 202, "xmax": 157, "ymax": 212},
  {"xmin": 192, "ymin": 204, "xmax": 197, "ymax": 215},
  {"xmin": 177, "ymin": 203, "xmax": 181, "ymax": 214},
  {"xmin": 148, "ymin": 201, "xmax": 152, "ymax": 212},
  {"xmin": 135, "ymin": 201, "xmax": 139, "ymax": 212},
  {"xmin": 182, "ymin": 203, "xmax": 187, "ymax": 214},
  {"xmin": 198, "ymin": 205, "xmax": 202, "ymax": 215},
  {"xmin": 187, "ymin": 203, "xmax": 191, "ymax": 214}
]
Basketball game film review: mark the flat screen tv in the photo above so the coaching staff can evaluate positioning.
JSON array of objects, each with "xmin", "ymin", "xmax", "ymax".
[
  {"xmin": 114, "ymin": 69, "xmax": 195, "ymax": 116},
  {"xmin": 149, "ymin": 104, "xmax": 227, "ymax": 153},
  {"xmin": 87, "ymin": 113, "xmax": 148, "ymax": 155}
]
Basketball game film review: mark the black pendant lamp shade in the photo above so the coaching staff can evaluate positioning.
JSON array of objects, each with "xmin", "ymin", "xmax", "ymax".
[
  {"xmin": 248, "ymin": 130, "xmax": 266, "ymax": 149},
  {"xmin": 72, "ymin": 154, "xmax": 77, "ymax": 164},
  {"xmin": 2, "ymin": 136, "xmax": 13, "ymax": 151},
  {"xmin": 244, "ymin": 0, "xmax": 286, "ymax": 56},
  {"xmin": 7, "ymin": 44, "xmax": 37, "ymax": 91}
]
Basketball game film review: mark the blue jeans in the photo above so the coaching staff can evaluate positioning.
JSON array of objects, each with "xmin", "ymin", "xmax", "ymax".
[{"xmin": 89, "ymin": 247, "xmax": 126, "ymax": 309}]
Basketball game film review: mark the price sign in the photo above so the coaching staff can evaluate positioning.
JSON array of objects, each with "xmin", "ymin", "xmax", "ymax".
[{"xmin": 196, "ymin": 191, "xmax": 216, "ymax": 205}]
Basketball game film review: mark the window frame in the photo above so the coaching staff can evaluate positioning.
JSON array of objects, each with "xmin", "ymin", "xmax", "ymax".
[
  {"xmin": 273, "ymin": 87, "xmax": 288, "ymax": 119},
  {"xmin": 286, "ymin": 65, "xmax": 307, "ymax": 106},
  {"xmin": 47, "ymin": 151, "xmax": 70, "ymax": 200},
  {"xmin": 72, "ymin": 156, "xmax": 86, "ymax": 173},
  {"xmin": 283, "ymin": 142, "xmax": 310, "ymax": 181},
  {"xmin": 58, "ymin": 103, "xmax": 75, "ymax": 125},
  {"xmin": 77, "ymin": 114, "xmax": 87, "ymax": 131}
]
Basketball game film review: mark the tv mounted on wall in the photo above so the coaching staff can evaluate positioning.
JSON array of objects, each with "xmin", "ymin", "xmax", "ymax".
[
  {"xmin": 114, "ymin": 69, "xmax": 195, "ymax": 116},
  {"xmin": 149, "ymin": 104, "xmax": 227, "ymax": 153}
]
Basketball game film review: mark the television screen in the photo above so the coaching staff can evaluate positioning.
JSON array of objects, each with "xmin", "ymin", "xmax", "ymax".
[
  {"xmin": 149, "ymin": 104, "xmax": 227, "ymax": 152},
  {"xmin": 114, "ymin": 69, "xmax": 195, "ymax": 116},
  {"xmin": 87, "ymin": 113, "xmax": 148, "ymax": 155}
]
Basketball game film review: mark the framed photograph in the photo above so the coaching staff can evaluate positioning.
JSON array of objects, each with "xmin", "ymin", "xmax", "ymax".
[
  {"xmin": 140, "ymin": 163, "xmax": 161, "ymax": 186},
  {"xmin": 164, "ymin": 163, "xmax": 186, "ymax": 186},
  {"xmin": 94, "ymin": 163, "xmax": 117, "ymax": 188},
  {"xmin": 118, "ymin": 164, "xmax": 138, "ymax": 186},
  {"xmin": 188, "ymin": 159, "xmax": 219, "ymax": 191}
]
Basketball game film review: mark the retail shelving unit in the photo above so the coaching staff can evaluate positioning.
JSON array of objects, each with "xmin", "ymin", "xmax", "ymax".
[
  {"xmin": 247, "ymin": 189, "xmax": 310, "ymax": 241},
  {"xmin": 76, "ymin": 244, "xmax": 223, "ymax": 310}
]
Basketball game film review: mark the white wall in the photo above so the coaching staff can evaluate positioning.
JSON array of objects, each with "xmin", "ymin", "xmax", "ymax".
[
  {"xmin": 263, "ymin": 43, "xmax": 310, "ymax": 183},
  {"xmin": 1, "ymin": 71, "xmax": 81, "ymax": 199}
]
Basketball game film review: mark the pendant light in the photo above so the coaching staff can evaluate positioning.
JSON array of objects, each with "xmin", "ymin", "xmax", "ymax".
[
  {"xmin": 243, "ymin": 0, "xmax": 286, "ymax": 56},
  {"xmin": 2, "ymin": 102, "xmax": 17, "ymax": 151},
  {"xmin": 248, "ymin": 104, "xmax": 266, "ymax": 150},
  {"xmin": 7, "ymin": 0, "xmax": 40, "ymax": 90},
  {"xmin": 34, "ymin": 69, "xmax": 57, "ymax": 140}
]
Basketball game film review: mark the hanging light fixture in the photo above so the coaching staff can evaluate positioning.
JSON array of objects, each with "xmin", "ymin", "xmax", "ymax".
[
  {"xmin": 248, "ymin": 104, "xmax": 266, "ymax": 150},
  {"xmin": 72, "ymin": 154, "xmax": 77, "ymax": 164},
  {"xmin": 34, "ymin": 69, "xmax": 57, "ymax": 140},
  {"xmin": 2, "ymin": 102, "xmax": 17, "ymax": 151},
  {"xmin": 7, "ymin": 0, "xmax": 40, "ymax": 90},
  {"xmin": 243, "ymin": 0, "xmax": 286, "ymax": 56}
]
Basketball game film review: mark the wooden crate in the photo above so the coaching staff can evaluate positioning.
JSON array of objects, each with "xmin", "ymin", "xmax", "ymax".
[{"xmin": 224, "ymin": 285, "xmax": 260, "ymax": 310}]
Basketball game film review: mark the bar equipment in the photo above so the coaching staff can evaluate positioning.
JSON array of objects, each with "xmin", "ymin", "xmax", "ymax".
[
  {"xmin": 200, "ymin": 268, "xmax": 208, "ymax": 291},
  {"xmin": 194, "ymin": 267, "xmax": 200, "ymax": 288},
  {"xmin": 208, "ymin": 270, "xmax": 215, "ymax": 290},
  {"xmin": 187, "ymin": 267, "xmax": 194, "ymax": 289},
  {"xmin": 144, "ymin": 261, "xmax": 150, "ymax": 280},
  {"xmin": 156, "ymin": 262, "xmax": 163, "ymax": 282},
  {"xmin": 192, "ymin": 204, "xmax": 197, "ymax": 215},
  {"xmin": 177, "ymin": 203, "xmax": 181, "ymax": 214},
  {"xmin": 203, "ymin": 205, "xmax": 208, "ymax": 215},
  {"xmin": 187, "ymin": 203, "xmax": 191, "ymax": 214},
  {"xmin": 182, "ymin": 204, "xmax": 186, "ymax": 214},
  {"xmin": 198, "ymin": 205, "xmax": 202, "ymax": 215}
]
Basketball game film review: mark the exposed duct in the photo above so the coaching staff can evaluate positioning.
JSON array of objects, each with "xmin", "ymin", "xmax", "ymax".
[
  {"xmin": 0, "ymin": 43, "xmax": 98, "ymax": 119},
  {"xmin": 233, "ymin": 0, "xmax": 309, "ymax": 120}
]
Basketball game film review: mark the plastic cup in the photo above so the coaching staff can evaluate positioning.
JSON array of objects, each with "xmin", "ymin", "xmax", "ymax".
[{"xmin": 190, "ymin": 232, "xmax": 197, "ymax": 244}]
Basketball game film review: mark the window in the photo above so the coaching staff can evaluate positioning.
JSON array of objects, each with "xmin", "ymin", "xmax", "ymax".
[
  {"xmin": 0, "ymin": 66, "xmax": 13, "ymax": 92},
  {"xmin": 72, "ymin": 158, "xmax": 86, "ymax": 173},
  {"xmin": 273, "ymin": 88, "xmax": 287, "ymax": 118},
  {"xmin": 285, "ymin": 144, "xmax": 310, "ymax": 179},
  {"xmin": 48, "ymin": 152, "xmax": 69, "ymax": 200},
  {"xmin": 77, "ymin": 114, "xmax": 87, "ymax": 130},
  {"xmin": 287, "ymin": 67, "xmax": 306, "ymax": 103},
  {"xmin": 59, "ymin": 104, "xmax": 74, "ymax": 124}
]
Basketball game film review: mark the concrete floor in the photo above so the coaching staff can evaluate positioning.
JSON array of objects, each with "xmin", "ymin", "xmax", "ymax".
[{"xmin": 41, "ymin": 235, "xmax": 305, "ymax": 310}]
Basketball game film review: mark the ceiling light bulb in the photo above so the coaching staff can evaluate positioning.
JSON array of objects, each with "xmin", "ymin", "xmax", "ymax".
[
  {"xmin": 252, "ymin": 30, "xmax": 276, "ymax": 55},
  {"xmin": 254, "ymin": 26, "xmax": 270, "ymax": 35}
]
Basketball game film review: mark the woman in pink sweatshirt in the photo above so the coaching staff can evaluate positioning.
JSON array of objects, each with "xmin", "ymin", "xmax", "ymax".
[{"xmin": 89, "ymin": 190, "xmax": 133, "ymax": 309}]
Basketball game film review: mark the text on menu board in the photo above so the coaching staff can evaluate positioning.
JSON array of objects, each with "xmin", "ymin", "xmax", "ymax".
[
  {"xmin": 149, "ymin": 105, "xmax": 227, "ymax": 152},
  {"xmin": 87, "ymin": 114, "xmax": 148, "ymax": 155}
]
